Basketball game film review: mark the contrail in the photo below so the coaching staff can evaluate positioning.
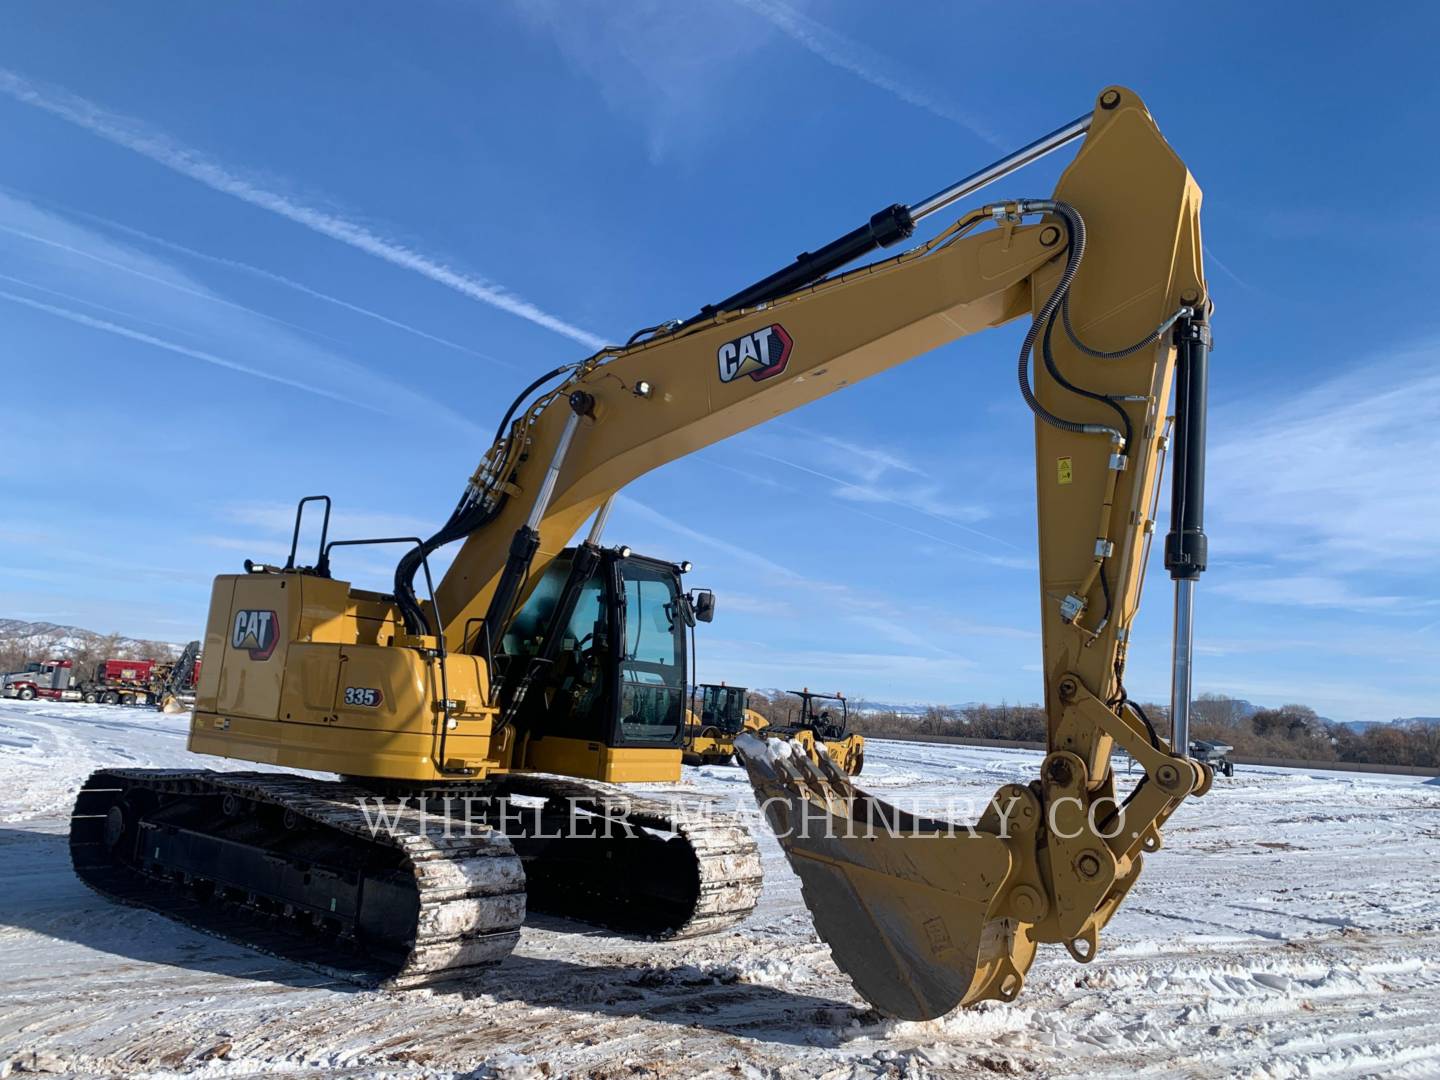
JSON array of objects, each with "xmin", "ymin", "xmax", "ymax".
[
  {"xmin": 1203, "ymin": 243, "xmax": 1262, "ymax": 295},
  {"xmin": 0, "ymin": 288, "xmax": 379, "ymax": 410},
  {"xmin": 0, "ymin": 223, "xmax": 352, "ymax": 345},
  {"xmin": 0, "ymin": 68, "xmax": 608, "ymax": 350},
  {"xmin": 65, "ymin": 203, "xmax": 514, "ymax": 368},
  {"xmin": 730, "ymin": 0, "xmax": 1004, "ymax": 148},
  {"xmin": 0, "ymin": 270, "xmax": 213, "ymax": 341}
]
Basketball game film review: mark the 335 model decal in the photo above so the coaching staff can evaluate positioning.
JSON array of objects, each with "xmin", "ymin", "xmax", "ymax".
[
  {"xmin": 717, "ymin": 324, "xmax": 792, "ymax": 383},
  {"xmin": 343, "ymin": 686, "xmax": 383, "ymax": 707}
]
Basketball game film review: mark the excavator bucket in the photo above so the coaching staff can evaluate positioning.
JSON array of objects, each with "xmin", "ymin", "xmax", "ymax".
[
  {"xmin": 159, "ymin": 694, "xmax": 187, "ymax": 715},
  {"xmin": 735, "ymin": 735, "xmax": 1034, "ymax": 1020}
]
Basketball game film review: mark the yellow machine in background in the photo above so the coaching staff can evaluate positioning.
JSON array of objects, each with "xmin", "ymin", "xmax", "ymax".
[
  {"xmin": 71, "ymin": 86, "xmax": 1211, "ymax": 1020},
  {"xmin": 682, "ymin": 682, "xmax": 769, "ymax": 766},
  {"xmin": 762, "ymin": 689, "xmax": 865, "ymax": 776},
  {"xmin": 682, "ymin": 685, "xmax": 863, "ymax": 775}
]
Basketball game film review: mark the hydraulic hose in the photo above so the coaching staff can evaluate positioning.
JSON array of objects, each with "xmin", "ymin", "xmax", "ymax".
[
  {"xmin": 1041, "ymin": 307, "xmax": 1133, "ymax": 451},
  {"xmin": 1011, "ymin": 201, "xmax": 1124, "ymax": 446},
  {"xmin": 393, "ymin": 363, "xmax": 577, "ymax": 637},
  {"xmin": 1062, "ymin": 289, "xmax": 1190, "ymax": 361},
  {"xmin": 1015, "ymin": 200, "xmax": 1193, "ymax": 636},
  {"xmin": 491, "ymin": 363, "xmax": 577, "ymax": 446},
  {"xmin": 393, "ymin": 500, "xmax": 505, "ymax": 637}
]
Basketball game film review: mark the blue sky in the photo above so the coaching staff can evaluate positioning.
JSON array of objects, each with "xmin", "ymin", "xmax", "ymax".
[{"xmin": 2, "ymin": 2, "xmax": 1437, "ymax": 722}]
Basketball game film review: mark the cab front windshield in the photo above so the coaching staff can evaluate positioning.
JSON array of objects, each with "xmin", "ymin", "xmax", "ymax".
[{"xmin": 618, "ymin": 560, "xmax": 686, "ymax": 745}]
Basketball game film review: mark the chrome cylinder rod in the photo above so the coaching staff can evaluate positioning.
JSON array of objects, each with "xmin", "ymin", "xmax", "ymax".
[
  {"xmin": 1170, "ymin": 578, "xmax": 1196, "ymax": 755},
  {"xmin": 685, "ymin": 107, "xmax": 1095, "ymax": 326},
  {"xmin": 585, "ymin": 495, "xmax": 615, "ymax": 545},
  {"xmin": 525, "ymin": 406, "xmax": 585, "ymax": 531},
  {"xmin": 907, "ymin": 113, "xmax": 1092, "ymax": 224},
  {"xmin": 483, "ymin": 391, "xmax": 594, "ymax": 647}
]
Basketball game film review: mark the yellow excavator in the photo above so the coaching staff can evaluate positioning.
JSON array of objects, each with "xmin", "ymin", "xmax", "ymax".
[{"xmin": 69, "ymin": 85, "xmax": 1211, "ymax": 1020}]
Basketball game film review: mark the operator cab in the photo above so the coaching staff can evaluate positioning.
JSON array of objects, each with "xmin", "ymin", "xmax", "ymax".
[
  {"xmin": 500, "ymin": 545, "xmax": 705, "ymax": 751},
  {"xmin": 695, "ymin": 683, "xmax": 748, "ymax": 736},
  {"xmin": 785, "ymin": 689, "xmax": 849, "ymax": 741}
]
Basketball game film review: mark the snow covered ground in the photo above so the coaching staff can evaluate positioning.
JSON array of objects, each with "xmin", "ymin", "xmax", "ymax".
[{"xmin": 2, "ymin": 699, "xmax": 1439, "ymax": 1079}]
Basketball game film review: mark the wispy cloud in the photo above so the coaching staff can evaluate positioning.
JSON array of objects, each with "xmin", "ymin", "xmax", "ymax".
[
  {"xmin": 798, "ymin": 428, "xmax": 927, "ymax": 480},
  {"xmin": 218, "ymin": 501, "xmax": 432, "ymax": 540},
  {"xmin": 1203, "ymin": 242, "xmax": 1268, "ymax": 297},
  {"xmin": 729, "ymin": 0, "xmax": 1004, "ymax": 147},
  {"xmin": 207, "ymin": 502, "xmax": 439, "ymax": 586},
  {"xmin": 828, "ymin": 497, "xmax": 1033, "ymax": 570},
  {"xmin": 616, "ymin": 493, "xmax": 977, "ymax": 655},
  {"xmin": 0, "ymin": 270, "xmax": 211, "ymax": 341},
  {"xmin": 704, "ymin": 447, "xmax": 1027, "ymax": 567},
  {"xmin": 760, "ymin": 424, "xmax": 1000, "ymax": 528},
  {"xmin": 514, "ymin": 1, "xmax": 779, "ymax": 164},
  {"xmin": 698, "ymin": 636, "xmax": 976, "ymax": 690},
  {"xmin": 0, "ymin": 68, "xmax": 607, "ymax": 349},
  {"xmin": 1209, "ymin": 341, "xmax": 1440, "ymax": 570},
  {"xmin": 1, "ymin": 222, "xmax": 348, "ymax": 345},
  {"xmin": 0, "ymin": 190, "xmax": 485, "ymax": 433},
  {"xmin": 1211, "ymin": 574, "xmax": 1410, "ymax": 612},
  {"xmin": 616, "ymin": 494, "xmax": 824, "ymax": 588},
  {"xmin": 759, "ymin": 449, "xmax": 1014, "ymax": 548},
  {"xmin": 46, "ymin": 198, "xmax": 513, "ymax": 368},
  {"xmin": 0, "ymin": 287, "xmax": 375, "ymax": 409}
]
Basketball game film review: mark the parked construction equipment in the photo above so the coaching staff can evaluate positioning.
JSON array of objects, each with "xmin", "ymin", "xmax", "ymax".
[
  {"xmin": 683, "ymin": 683, "xmax": 769, "ymax": 766},
  {"xmin": 156, "ymin": 641, "xmax": 202, "ymax": 713},
  {"xmin": 2, "ymin": 649, "xmax": 201, "ymax": 707},
  {"xmin": 762, "ymin": 690, "xmax": 865, "ymax": 775}
]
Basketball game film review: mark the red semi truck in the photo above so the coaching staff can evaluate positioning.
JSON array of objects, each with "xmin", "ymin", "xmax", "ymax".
[{"xmin": 0, "ymin": 659, "xmax": 82, "ymax": 701}]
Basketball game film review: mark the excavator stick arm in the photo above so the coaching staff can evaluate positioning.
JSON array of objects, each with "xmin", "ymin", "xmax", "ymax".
[{"xmin": 732, "ymin": 89, "xmax": 1208, "ymax": 1018}]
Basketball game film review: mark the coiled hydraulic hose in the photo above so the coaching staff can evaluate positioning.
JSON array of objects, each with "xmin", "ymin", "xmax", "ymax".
[
  {"xmin": 1011, "ymin": 200, "xmax": 1125, "ymax": 446},
  {"xmin": 1013, "ymin": 200, "xmax": 1194, "ymax": 444}
]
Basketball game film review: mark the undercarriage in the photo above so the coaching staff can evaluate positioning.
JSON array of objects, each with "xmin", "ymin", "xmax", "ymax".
[{"xmin": 70, "ymin": 768, "xmax": 762, "ymax": 986}]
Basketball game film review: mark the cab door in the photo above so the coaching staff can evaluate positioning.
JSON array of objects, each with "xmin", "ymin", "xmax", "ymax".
[{"xmin": 612, "ymin": 559, "xmax": 687, "ymax": 749}]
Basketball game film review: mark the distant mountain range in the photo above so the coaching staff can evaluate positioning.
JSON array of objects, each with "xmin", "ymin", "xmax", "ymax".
[
  {"xmin": 0, "ymin": 619, "xmax": 184, "ymax": 662},
  {"xmin": 850, "ymin": 701, "xmax": 986, "ymax": 717}
]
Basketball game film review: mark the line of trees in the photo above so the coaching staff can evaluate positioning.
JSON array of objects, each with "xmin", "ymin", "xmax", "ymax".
[{"xmin": 841, "ymin": 692, "xmax": 1440, "ymax": 770}]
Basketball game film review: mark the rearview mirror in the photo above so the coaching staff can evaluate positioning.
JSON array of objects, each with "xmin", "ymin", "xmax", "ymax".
[{"xmin": 692, "ymin": 589, "xmax": 716, "ymax": 623}]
